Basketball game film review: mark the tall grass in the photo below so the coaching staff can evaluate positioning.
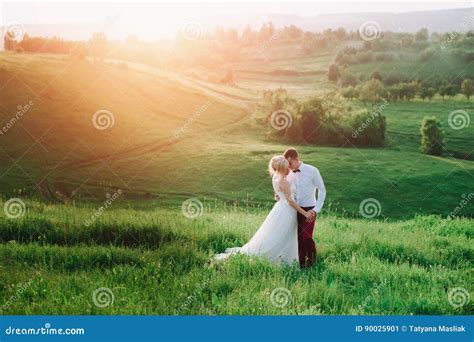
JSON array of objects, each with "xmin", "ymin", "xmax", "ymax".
[{"xmin": 0, "ymin": 199, "xmax": 471, "ymax": 315}]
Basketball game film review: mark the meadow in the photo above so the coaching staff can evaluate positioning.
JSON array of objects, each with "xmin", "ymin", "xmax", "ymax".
[
  {"xmin": 0, "ymin": 31, "xmax": 473, "ymax": 315},
  {"xmin": 0, "ymin": 199, "xmax": 472, "ymax": 315}
]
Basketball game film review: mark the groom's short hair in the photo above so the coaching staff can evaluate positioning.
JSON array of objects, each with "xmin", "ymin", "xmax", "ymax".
[{"xmin": 283, "ymin": 148, "xmax": 299, "ymax": 160}]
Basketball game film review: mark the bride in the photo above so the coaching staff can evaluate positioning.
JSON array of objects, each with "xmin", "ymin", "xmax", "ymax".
[{"xmin": 214, "ymin": 155, "xmax": 313, "ymax": 264}]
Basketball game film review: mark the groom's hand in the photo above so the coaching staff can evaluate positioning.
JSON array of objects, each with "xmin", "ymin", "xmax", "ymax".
[{"xmin": 306, "ymin": 210, "xmax": 317, "ymax": 222}]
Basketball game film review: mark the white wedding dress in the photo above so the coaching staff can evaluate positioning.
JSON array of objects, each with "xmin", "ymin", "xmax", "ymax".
[{"xmin": 214, "ymin": 176, "xmax": 298, "ymax": 264}]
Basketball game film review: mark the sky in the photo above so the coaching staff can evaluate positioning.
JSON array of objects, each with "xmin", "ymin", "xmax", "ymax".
[{"xmin": 1, "ymin": 1, "xmax": 472, "ymax": 40}]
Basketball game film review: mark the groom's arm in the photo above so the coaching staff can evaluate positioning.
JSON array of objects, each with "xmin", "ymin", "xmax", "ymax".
[{"xmin": 312, "ymin": 168, "xmax": 326, "ymax": 214}]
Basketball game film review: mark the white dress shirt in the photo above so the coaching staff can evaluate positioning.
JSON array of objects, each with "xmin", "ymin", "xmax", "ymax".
[{"xmin": 287, "ymin": 162, "xmax": 326, "ymax": 213}]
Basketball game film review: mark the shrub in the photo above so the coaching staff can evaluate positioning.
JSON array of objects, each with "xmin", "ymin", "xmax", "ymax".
[
  {"xmin": 419, "ymin": 47, "xmax": 436, "ymax": 62},
  {"xmin": 420, "ymin": 87, "xmax": 436, "ymax": 101},
  {"xmin": 348, "ymin": 109, "xmax": 386, "ymax": 147},
  {"xmin": 420, "ymin": 116, "xmax": 444, "ymax": 156},
  {"xmin": 341, "ymin": 70, "xmax": 358, "ymax": 87},
  {"xmin": 327, "ymin": 64, "xmax": 340, "ymax": 82},
  {"xmin": 359, "ymin": 79, "xmax": 388, "ymax": 104},
  {"xmin": 341, "ymin": 86, "xmax": 359, "ymax": 100},
  {"xmin": 354, "ymin": 51, "xmax": 373, "ymax": 64},
  {"xmin": 461, "ymin": 79, "xmax": 474, "ymax": 100}
]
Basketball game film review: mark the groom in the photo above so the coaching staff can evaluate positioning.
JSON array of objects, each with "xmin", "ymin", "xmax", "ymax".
[{"xmin": 281, "ymin": 148, "xmax": 326, "ymax": 268}]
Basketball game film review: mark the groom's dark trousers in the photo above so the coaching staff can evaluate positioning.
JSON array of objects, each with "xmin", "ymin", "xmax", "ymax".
[{"xmin": 297, "ymin": 206, "xmax": 317, "ymax": 268}]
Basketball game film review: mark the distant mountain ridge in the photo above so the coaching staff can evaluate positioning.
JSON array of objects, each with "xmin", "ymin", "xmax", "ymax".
[
  {"xmin": 247, "ymin": 7, "xmax": 473, "ymax": 33},
  {"xmin": 0, "ymin": 7, "xmax": 472, "ymax": 48}
]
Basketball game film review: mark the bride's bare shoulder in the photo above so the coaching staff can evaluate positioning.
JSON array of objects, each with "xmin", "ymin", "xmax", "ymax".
[{"xmin": 280, "ymin": 177, "xmax": 290, "ymax": 189}]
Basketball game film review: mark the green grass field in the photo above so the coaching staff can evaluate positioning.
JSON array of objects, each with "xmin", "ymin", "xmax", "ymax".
[
  {"xmin": 0, "ymin": 199, "xmax": 472, "ymax": 315},
  {"xmin": 0, "ymin": 43, "xmax": 472, "ymax": 315}
]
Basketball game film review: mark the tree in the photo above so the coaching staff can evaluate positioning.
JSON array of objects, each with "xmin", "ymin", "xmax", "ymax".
[
  {"xmin": 258, "ymin": 22, "xmax": 275, "ymax": 43},
  {"xmin": 399, "ymin": 81, "xmax": 419, "ymax": 101},
  {"xmin": 341, "ymin": 86, "xmax": 358, "ymax": 100},
  {"xmin": 419, "ymin": 47, "xmax": 436, "ymax": 62},
  {"xmin": 4, "ymin": 31, "xmax": 17, "ymax": 51},
  {"xmin": 241, "ymin": 25, "xmax": 256, "ymax": 46},
  {"xmin": 461, "ymin": 79, "xmax": 474, "ymax": 100},
  {"xmin": 359, "ymin": 79, "xmax": 387, "ymax": 104},
  {"xmin": 341, "ymin": 70, "xmax": 357, "ymax": 87},
  {"xmin": 420, "ymin": 87, "xmax": 436, "ymax": 101},
  {"xmin": 298, "ymin": 97, "xmax": 326, "ymax": 143},
  {"xmin": 420, "ymin": 116, "xmax": 444, "ymax": 156},
  {"xmin": 371, "ymin": 71, "xmax": 382, "ymax": 81},
  {"xmin": 327, "ymin": 64, "xmax": 340, "ymax": 83},
  {"xmin": 415, "ymin": 28, "xmax": 429, "ymax": 41},
  {"xmin": 222, "ymin": 66, "xmax": 234, "ymax": 84},
  {"xmin": 89, "ymin": 32, "xmax": 107, "ymax": 61},
  {"xmin": 444, "ymin": 84, "xmax": 457, "ymax": 98},
  {"xmin": 226, "ymin": 29, "xmax": 239, "ymax": 45}
]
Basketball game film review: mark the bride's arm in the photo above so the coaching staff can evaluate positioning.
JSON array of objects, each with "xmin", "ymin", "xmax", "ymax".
[{"xmin": 280, "ymin": 179, "xmax": 311, "ymax": 218}]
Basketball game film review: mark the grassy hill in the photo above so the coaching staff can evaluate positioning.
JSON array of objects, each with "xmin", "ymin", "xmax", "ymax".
[
  {"xmin": 0, "ymin": 199, "xmax": 471, "ymax": 315},
  {"xmin": 0, "ymin": 52, "xmax": 473, "ymax": 218},
  {"xmin": 0, "ymin": 45, "xmax": 472, "ymax": 316}
]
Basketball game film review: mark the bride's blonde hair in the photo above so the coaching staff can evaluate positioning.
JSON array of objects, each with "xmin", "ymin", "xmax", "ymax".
[{"xmin": 268, "ymin": 155, "xmax": 289, "ymax": 177}]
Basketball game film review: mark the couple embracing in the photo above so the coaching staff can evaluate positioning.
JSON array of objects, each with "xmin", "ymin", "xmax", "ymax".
[{"xmin": 215, "ymin": 148, "xmax": 326, "ymax": 268}]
